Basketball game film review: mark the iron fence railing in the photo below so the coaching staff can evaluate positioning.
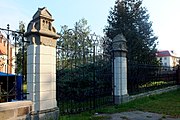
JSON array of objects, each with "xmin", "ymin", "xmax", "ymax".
[
  {"xmin": 56, "ymin": 29, "xmax": 179, "ymax": 115},
  {"xmin": 0, "ymin": 25, "xmax": 27, "ymax": 102},
  {"xmin": 57, "ymin": 61, "xmax": 114, "ymax": 114},
  {"xmin": 56, "ymin": 33, "xmax": 114, "ymax": 114},
  {"xmin": 128, "ymin": 63, "xmax": 177, "ymax": 95}
]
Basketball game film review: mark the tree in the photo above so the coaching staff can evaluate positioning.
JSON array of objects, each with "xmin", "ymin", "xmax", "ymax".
[
  {"xmin": 104, "ymin": 0, "xmax": 158, "ymax": 64},
  {"xmin": 57, "ymin": 18, "xmax": 94, "ymax": 69},
  {"xmin": 14, "ymin": 21, "xmax": 27, "ymax": 77}
]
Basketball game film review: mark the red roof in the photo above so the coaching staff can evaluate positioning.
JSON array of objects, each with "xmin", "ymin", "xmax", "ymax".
[{"xmin": 156, "ymin": 50, "xmax": 173, "ymax": 57}]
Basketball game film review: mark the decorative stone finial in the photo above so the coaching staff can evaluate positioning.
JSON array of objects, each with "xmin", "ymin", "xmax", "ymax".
[
  {"xmin": 33, "ymin": 7, "xmax": 53, "ymax": 20},
  {"xmin": 25, "ymin": 7, "xmax": 60, "ymax": 48},
  {"xmin": 112, "ymin": 34, "xmax": 127, "ymax": 52}
]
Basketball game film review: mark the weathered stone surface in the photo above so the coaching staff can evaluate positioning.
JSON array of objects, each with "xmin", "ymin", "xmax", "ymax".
[
  {"xmin": 0, "ymin": 101, "xmax": 32, "ymax": 120},
  {"xmin": 112, "ymin": 34, "xmax": 127, "ymax": 55},
  {"xmin": 112, "ymin": 34, "xmax": 128, "ymax": 105},
  {"xmin": 30, "ymin": 107, "xmax": 59, "ymax": 120},
  {"xmin": 25, "ymin": 7, "xmax": 59, "ymax": 48},
  {"xmin": 17, "ymin": 107, "xmax": 29, "ymax": 117},
  {"xmin": 95, "ymin": 111, "xmax": 178, "ymax": 120},
  {"xmin": 0, "ymin": 109, "xmax": 14, "ymax": 120},
  {"xmin": 26, "ymin": 7, "xmax": 59, "ymax": 119}
]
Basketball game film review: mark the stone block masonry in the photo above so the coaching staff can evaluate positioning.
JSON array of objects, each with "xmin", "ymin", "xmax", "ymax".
[
  {"xmin": 0, "ymin": 101, "xmax": 32, "ymax": 120},
  {"xmin": 25, "ymin": 7, "xmax": 60, "ymax": 119},
  {"xmin": 112, "ymin": 34, "xmax": 128, "ymax": 104}
]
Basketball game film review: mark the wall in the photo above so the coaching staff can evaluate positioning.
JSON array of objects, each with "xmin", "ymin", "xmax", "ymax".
[
  {"xmin": 0, "ymin": 101, "xmax": 32, "ymax": 120},
  {"xmin": 158, "ymin": 56, "xmax": 179, "ymax": 67},
  {"xmin": 0, "ymin": 33, "xmax": 15, "ymax": 74}
]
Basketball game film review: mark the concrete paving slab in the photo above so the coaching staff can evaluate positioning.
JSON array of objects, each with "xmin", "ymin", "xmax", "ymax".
[{"xmin": 95, "ymin": 111, "xmax": 180, "ymax": 120}]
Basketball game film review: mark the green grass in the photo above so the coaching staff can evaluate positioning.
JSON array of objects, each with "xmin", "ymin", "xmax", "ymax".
[
  {"xmin": 116, "ymin": 89, "xmax": 180, "ymax": 117},
  {"xmin": 59, "ymin": 89, "xmax": 180, "ymax": 120},
  {"xmin": 60, "ymin": 113, "xmax": 111, "ymax": 120}
]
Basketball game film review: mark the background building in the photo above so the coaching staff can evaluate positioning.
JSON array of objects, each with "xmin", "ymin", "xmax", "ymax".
[
  {"xmin": 0, "ymin": 32, "xmax": 15, "ymax": 74},
  {"xmin": 156, "ymin": 50, "xmax": 180, "ymax": 67}
]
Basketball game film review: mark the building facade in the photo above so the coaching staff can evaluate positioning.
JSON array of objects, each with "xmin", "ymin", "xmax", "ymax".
[
  {"xmin": 156, "ymin": 50, "xmax": 180, "ymax": 67},
  {"xmin": 0, "ymin": 32, "xmax": 15, "ymax": 74}
]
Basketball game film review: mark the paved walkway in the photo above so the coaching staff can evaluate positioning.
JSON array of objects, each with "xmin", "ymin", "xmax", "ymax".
[{"xmin": 95, "ymin": 111, "xmax": 180, "ymax": 120}]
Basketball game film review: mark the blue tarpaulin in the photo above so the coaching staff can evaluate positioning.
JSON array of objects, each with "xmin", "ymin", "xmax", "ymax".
[
  {"xmin": 0, "ymin": 72, "xmax": 23, "ymax": 100},
  {"xmin": 0, "ymin": 72, "xmax": 15, "ymax": 76}
]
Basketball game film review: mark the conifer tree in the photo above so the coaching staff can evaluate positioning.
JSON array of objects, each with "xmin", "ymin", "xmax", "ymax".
[{"xmin": 104, "ymin": 0, "xmax": 158, "ymax": 64}]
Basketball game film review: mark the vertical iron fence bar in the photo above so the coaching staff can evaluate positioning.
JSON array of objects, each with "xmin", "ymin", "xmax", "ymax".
[
  {"xmin": 22, "ymin": 34, "xmax": 25, "ymax": 99},
  {"xmin": 14, "ymin": 34, "xmax": 17, "ymax": 100},
  {"xmin": 89, "ymin": 52, "xmax": 92, "ymax": 109},
  {"xmin": 56, "ymin": 47, "xmax": 58, "ymax": 108},
  {"xmin": 6, "ymin": 24, "xmax": 10, "ymax": 102},
  {"xmin": 93, "ymin": 42, "xmax": 96, "ymax": 109},
  {"xmin": 70, "ymin": 50, "xmax": 73, "ymax": 113},
  {"xmin": 112, "ymin": 50, "xmax": 115, "ymax": 104},
  {"xmin": 82, "ymin": 36, "xmax": 86, "ymax": 111},
  {"xmin": 74, "ymin": 25, "xmax": 79, "ymax": 113}
]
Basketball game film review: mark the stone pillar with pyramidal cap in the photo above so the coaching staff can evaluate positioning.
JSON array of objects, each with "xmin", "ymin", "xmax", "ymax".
[
  {"xmin": 112, "ymin": 34, "xmax": 129, "ymax": 104},
  {"xmin": 25, "ymin": 7, "xmax": 60, "ymax": 119}
]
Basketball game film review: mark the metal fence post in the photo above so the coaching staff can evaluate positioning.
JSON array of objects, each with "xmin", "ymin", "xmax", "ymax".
[{"xmin": 176, "ymin": 65, "xmax": 180, "ymax": 85}]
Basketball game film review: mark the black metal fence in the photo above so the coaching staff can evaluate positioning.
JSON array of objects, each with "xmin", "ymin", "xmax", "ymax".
[
  {"xmin": 56, "ymin": 33, "xmax": 114, "ymax": 114},
  {"xmin": 0, "ymin": 25, "xmax": 27, "ymax": 102},
  {"xmin": 56, "ymin": 31, "xmax": 179, "ymax": 115},
  {"xmin": 128, "ymin": 63, "xmax": 177, "ymax": 95}
]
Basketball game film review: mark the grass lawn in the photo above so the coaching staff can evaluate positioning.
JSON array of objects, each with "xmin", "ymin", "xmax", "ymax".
[
  {"xmin": 115, "ymin": 89, "xmax": 180, "ymax": 117},
  {"xmin": 59, "ymin": 88, "xmax": 180, "ymax": 120}
]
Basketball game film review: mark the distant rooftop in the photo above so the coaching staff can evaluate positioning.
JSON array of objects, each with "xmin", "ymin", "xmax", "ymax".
[{"xmin": 156, "ymin": 50, "xmax": 178, "ymax": 57}]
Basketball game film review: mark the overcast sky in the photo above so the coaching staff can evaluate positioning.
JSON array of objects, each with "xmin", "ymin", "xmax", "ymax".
[{"xmin": 0, "ymin": 0, "xmax": 180, "ymax": 55}]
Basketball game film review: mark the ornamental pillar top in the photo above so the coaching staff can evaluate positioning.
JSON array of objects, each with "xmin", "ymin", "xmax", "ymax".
[
  {"xmin": 25, "ymin": 7, "xmax": 60, "ymax": 48},
  {"xmin": 112, "ymin": 34, "xmax": 127, "ymax": 52}
]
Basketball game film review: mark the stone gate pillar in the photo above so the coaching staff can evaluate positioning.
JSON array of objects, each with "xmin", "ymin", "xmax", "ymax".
[
  {"xmin": 25, "ymin": 7, "xmax": 60, "ymax": 119},
  {"xmin": 112, "ymin": 34, "xmax": 129, "ymax": 104}
]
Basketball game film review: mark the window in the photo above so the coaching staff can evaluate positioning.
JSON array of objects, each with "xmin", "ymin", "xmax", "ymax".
[
  {"xmin": 3, "ymin": 41, "xmax": 6, "ymax": 46},
  {"xmin": 0, "ymin": 34, "xmax": 3, "ymax": 43},
  {"xmin": 164, "ymin": 57, "xmax": 167, "ymax": 60}
]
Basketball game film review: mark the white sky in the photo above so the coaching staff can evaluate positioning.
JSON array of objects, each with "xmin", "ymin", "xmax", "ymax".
[
  {"xmin": 0, "ymin": 0, "xmax": 180, "ymax": 56},
  {"xmin": 143, "ymin": 0, "xmax": 180, "ymax": 56}
]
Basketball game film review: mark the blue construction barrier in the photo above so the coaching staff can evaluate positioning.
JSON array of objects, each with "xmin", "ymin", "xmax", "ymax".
[{"xmin": 0, "ymin": 72, "xmax": 23, "ymax": 101}]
